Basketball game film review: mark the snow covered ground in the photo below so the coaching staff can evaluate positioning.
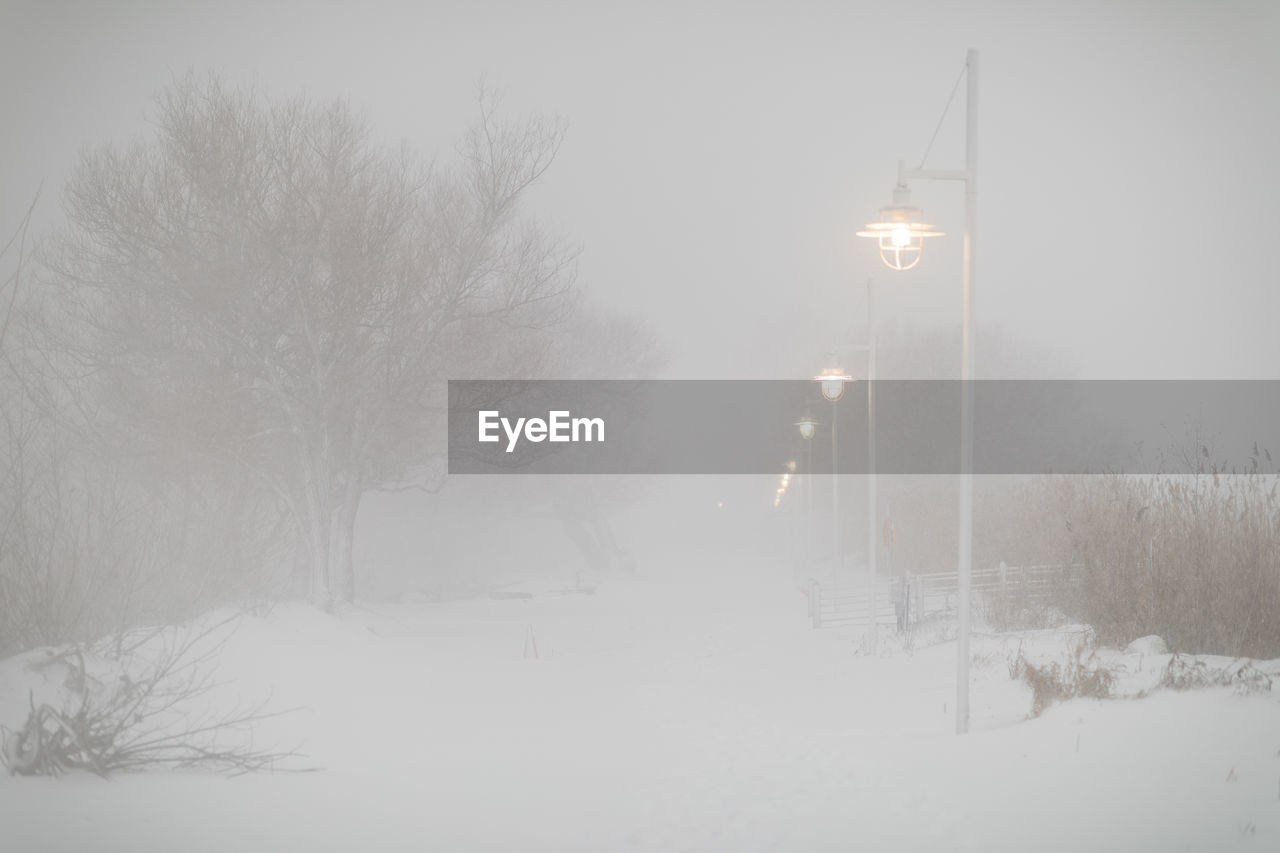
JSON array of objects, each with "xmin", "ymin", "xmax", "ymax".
[{"xmin": 2, "ymin": 560, "xmax": 1278, "ymax": 852}]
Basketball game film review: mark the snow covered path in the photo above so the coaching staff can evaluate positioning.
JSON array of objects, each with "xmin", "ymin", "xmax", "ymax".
[{"xmin": 2, "ymin": 574, "xmax": 1278, "ymax": 851}]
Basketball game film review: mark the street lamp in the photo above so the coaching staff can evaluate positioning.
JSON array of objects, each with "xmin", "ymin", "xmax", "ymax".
[
  {"xmin": 858, "ymin": 48, "xmax": 979, "ymax": 734},
  {"xmin": 795, "ymin": 415, "xmax": 818, "ymax": 581},
  {"xmin": 817, "ymin": 299, "xmax": 879, "ymax": 654},
  {"xmin": 814, "ymin": 366, "xmax": 851, "ymax": 582}
]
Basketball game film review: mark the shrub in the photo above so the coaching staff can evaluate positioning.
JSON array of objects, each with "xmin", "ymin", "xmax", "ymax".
[
  {"xmin": 1, "ymin": 617, "xmax": 304, "ymax": 776},
  {"xmin": 1013, "ymin": 637, "xmax": 1115, "ymax": 717},
  {"xmin": 1159, "ymin": 654, "xmax": 1273, "ymax": 696},
  {"xmin": 1026, "ymin": 454, "xmax": 1280, "ymax": 658}
]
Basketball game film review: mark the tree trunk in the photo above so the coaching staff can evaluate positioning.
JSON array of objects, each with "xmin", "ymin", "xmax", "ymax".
[
  {"xmin": 331, "ymin": 482, "xmax": 362, "ymax": 604},
  {"xmin": 291, "ymin": 528, "xmax": 311, "ymax": 599},
  {"xmin": 300, "ymin": 460, "xmax": 331, "ymax": 610},
  {"xmin": 307, "ymin": 510, "xmax": 331, "ymax": 610},
  {"xmin": 295, "ymin": 428, "xmax": 335, "ymax": 610}
]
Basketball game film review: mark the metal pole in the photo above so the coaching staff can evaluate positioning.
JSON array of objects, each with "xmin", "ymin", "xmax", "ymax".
[
  {"xmin": 956, "ymin": 46, "xmax": 979, "ymax": 736},
  {"xmin": 866, "ymin": 278, "xmax": 877, "ymax": 653},
  {"xmin": 832, "ymin": 399, "xmax": 840, "ymax": 582},
  {"xmin": 806, "ymin": 437, "xmax": 814, "ymax": 579},
  {"xmin": 791, "ymin": 463, "xmax": 800, "ymax": 577}
]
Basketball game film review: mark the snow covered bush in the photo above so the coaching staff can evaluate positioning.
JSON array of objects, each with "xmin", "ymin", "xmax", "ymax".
[
  {"xmin": 1, "ymin": 616, "xmax": 303, "ymax": 776},
  {"xmin": 1159, "ymin": 654, "xmax": 1273, "ymax": 696},
  {"xmin": 1012, "ymin": 637, "xmax": 1115, "ymax": 717}
]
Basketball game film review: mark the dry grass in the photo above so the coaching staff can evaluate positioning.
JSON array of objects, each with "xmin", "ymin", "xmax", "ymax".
[
  {"xmin": 1011, "ymin": 635, "xmax": 1115, "ymax": 717},
  {"xmin": 1040, "ymin": 466, "xmax": 1280, "ymax": 658}
]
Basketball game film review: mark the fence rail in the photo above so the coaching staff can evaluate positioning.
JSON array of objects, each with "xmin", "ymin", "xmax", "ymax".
[{"xmin": 806, "ymin": 563, "xmax": 1079, "ymax": 630}]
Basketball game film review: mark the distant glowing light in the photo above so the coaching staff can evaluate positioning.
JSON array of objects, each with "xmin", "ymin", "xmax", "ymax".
[{"xmin": 814, "ymin": 367, "xmax": 853, "ymax": 402}]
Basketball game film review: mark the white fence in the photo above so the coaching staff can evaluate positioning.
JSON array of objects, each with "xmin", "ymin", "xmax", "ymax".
[{"xmin": 806, "ymin": 563, "xmax": 1078, "ymax": 630}]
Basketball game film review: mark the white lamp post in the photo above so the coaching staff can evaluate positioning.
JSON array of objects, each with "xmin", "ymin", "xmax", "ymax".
[
  {"xmin": 819, "ymin": 279, "xmax": 879, "ymax": 653},
  {"xmin": 796, "ymin": 416, "xmax": 818, "ymax": 581},
  {"xmin": 858, "ymin": 48, "xmax": 979, "ymax": 734},
  {"xmin": 865, "ymin": 280, "xmax": 878, "ymax": 654},
  {"xmin": 814, "ymin": 367, "xmax": 851, "ymax": 581}
]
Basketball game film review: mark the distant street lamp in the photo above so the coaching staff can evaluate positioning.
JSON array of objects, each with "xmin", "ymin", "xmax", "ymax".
[
  {"xmin": 818, "ymin": 283, "xmax": 879, "ymax": 653},
  {"xmin": 815, "ymin": 367, "xmax": 852, "ymax": 402},
  {"xmin": 814, "ymin": 366, "xmax": 851, "ymax": 580},
  {"xmin": 795, "ymin": 415, "xmax": 818, "ymax": 578},
  {"xmin": 858, "ymin": 48, "xmax": 980, "ymax": 735}
]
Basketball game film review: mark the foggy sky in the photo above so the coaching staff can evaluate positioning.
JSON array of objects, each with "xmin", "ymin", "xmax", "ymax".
[{"xmin": 2, "ymin": 0, "xmax": 1277, "ymax": 380}]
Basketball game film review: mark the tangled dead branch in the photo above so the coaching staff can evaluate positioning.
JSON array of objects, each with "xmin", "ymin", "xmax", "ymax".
[{"xmin": 2, "ymin": 615, "xmax": 309, "ymax": 776}]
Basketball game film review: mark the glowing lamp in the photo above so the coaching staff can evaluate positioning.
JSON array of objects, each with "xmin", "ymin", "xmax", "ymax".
[
  {"xmin": 856, "ymin": 183, "xmax": 945, "ymax": 271},
  {"xmin": 814, "ymin": 367, "xmax": 853, "ymax": 402}
]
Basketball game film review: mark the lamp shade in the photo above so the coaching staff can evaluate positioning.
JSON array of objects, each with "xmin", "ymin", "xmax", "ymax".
[
  {"xmin": 856, "ymin": 183, "xmax": 944, "ymax": 271},
  {"xmin": 814, "ymin": 367, "xmax": 853, "ymax": 402}
]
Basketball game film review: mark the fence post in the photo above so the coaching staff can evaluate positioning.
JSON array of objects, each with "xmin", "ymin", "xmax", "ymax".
[
  {"xmin": 904, "ymin": 575, "xmax": 912, "ymax": 631},
  {"xmin": 810, "ymin": 579, "xmax": 821, "ymax": 629},
  {"xmin": 999, "ymin": 560, "xmax": 1008, "ymax": 625},
  {"xmin": 913, "ymin": 574, "xmax": 921, "ymax": 629}
]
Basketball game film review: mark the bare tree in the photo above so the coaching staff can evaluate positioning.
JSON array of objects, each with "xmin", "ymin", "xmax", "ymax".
[
  {"xmin": 43, "ymin": 74, "xmax": 577, "ymax": 608},
  {"xmin": 0, "ymin": 191, "xmax": 48, "ymax": 654}
]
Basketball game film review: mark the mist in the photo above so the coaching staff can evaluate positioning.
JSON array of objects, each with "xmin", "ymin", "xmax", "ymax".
[{"xmin": 1, "ymin": 2, "xmax": 1278, "ymax": 850}]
